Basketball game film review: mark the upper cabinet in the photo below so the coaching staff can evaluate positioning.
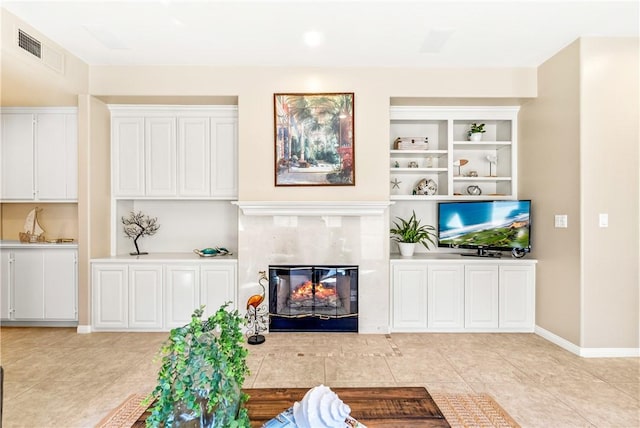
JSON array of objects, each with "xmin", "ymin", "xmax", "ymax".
[
  {"xmin": 389, "ymin": 106, "xmax": 519, "ymax": 200},
  {"xmin": 1, "ymin": 107, "xmax": 78, "ymax": 202},
  {"xmin": 110, "ymin": 106, "xmax": 238, "ymax": 199}
]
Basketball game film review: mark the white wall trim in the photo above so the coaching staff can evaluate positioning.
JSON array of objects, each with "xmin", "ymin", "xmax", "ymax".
[
  {"xmin": 233, "ymin": 201, "xmax": 393, "ymax": 216},
  {"xmin": 76, "ymin": 325, "xmax": 92, "ymax": 334},
  {"xmin": 579, "ymin": 347, "xmax": 640, "ymax": 358},
  {"xmin": 535, "ymin": 325, "xmax": 640, "ymax": 358}
]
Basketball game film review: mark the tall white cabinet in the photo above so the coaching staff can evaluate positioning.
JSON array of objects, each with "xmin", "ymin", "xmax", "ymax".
[
  {"xmin": 90, "ymin": 104, "xmax": 240, "ymax": 332},
  {"xmin": 391, "ymin": 256, "xmax": 536, "ymax": 332},
  {"xmin": 1, "ymin": 107, "xmax": 77, "ymax": 201}
]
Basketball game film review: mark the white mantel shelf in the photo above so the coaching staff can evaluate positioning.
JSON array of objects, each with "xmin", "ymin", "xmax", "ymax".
[{"xmin": 232, "ymin": 201, "xmax": 393, "ymax": 216}]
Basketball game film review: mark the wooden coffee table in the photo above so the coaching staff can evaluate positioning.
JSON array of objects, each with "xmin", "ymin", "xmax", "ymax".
[
  {"xmin": 244, "ymin": 387, "xmax": 450, "ymax": 427},
  {"xmin": 135, "ymin": 387, "xmax": 449, "ymax": 427}
]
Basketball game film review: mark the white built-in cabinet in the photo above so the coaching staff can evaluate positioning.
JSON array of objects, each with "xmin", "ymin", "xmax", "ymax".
[
  {"xmin": 0, "ymin": 246, "xmax": 78, "ymax": 322},
  {"xmin": 164, "ymin": 264, "xmax": 200, "ymax": 329},
  {"xmin": 464, "ymin": 265, "xmax": 500, "ymax": 329},
  {"xmin": 389, "ymin": 106, "xmax": 518, "ymax": 200},
  {"xmin": 110, "ymin": 106, "xmax": 238, "ymax": 199},
  {"xmin": 91, "ymin": 259, "xmax": 237, "ymax": 331},
  {"xmin": 391, "ymin": 257, "xmax": 535, "ymax": 332},
  {"xmin": 129, "ymin": 265, "xmax": 163, "ymax": 329},
  {"xmin": 1, "ymin": 107, "xmax": 77, "ymax": 201}
]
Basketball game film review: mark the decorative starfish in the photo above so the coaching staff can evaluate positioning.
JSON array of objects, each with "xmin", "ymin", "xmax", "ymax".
[{"xmin": 391, "ymin": 178, "xmax": 402, "ymax": 189}]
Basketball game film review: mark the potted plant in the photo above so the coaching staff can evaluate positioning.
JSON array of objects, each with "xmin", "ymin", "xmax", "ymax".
[
  {"xmin": 390, "ymin": 210, "xmax": 437, "ymax": 257},
  {"xmin": 467, "ymin": 123, "xmax": 486, "ymax": 141},
  {"xmin": 145, "ymin": 303, "xmax": 250, "ymax": 427}
]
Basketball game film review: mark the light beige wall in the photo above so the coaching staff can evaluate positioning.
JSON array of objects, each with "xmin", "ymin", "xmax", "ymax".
[
  {"xmin": 1, "ymin": 203, "xmax": 77, "ymax": 240},
  {"xmin": 580, "ymin": 38, "xmax": 639, "ymax": 348},
  {"xmin": 0, "ymin": 9, "xmax": 88, "ymax": 106},
  {"xmin": 519, "ymin": 40, "xmax": 582, "ymax": 345},
  {"xmin": 90, "ymin": 66, "xmax": 536, "ymax": 201},
  {"xmin": 77, "ymin": 95, "xmax": 111, "ymax": 325}
]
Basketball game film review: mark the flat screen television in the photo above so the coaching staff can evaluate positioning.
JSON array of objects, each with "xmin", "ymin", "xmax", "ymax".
[{"xmin": 438, "ymin": 200, "xmax": 531, "ymax": 257}]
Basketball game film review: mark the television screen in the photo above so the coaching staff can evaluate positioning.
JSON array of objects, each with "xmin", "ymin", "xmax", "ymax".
[{"xmin": 438, "ymin": 200, "xmax": 531, "ymax": 254}]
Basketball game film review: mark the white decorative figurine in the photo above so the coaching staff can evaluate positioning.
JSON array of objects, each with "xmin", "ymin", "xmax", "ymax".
[
  {"xmin": 292, "ymin": 385, "xmax": 352, "ymax": 428},
  {"xmin": 261, "ymin": 384, "xmax": 366, "ymax": 427},
  {"xmin": 486, "ymin": 155, "xmax": 497, "ymax": 177}
]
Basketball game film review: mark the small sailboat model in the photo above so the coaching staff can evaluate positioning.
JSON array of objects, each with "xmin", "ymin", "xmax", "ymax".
[{"xmin": 19, "ymin": 207, "xmax": 45, "ymax": 243}]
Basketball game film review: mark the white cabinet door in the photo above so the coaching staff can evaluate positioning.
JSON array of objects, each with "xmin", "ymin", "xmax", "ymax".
[
  {"xmin": 499, "ymin": 265, "xmax": 535, "ymax": 330},
  {"xmin": 35, "ymin": 113, "xmax": 77, "ymax": 200},
  {"xmin": 200, "ymin": 263, "xmax": 236, "ymax": 317},
  {"xmin": 210, "ymin": 118, "xmax": 237, "ymax": 198},
  {"xmin": 146, "ymin": 118, "xmax": 177, "ymax": 197},
  {"xmin": 178, "ymin": 117, "xmax": 210, "ymax": 197},
  {"xmin": 129, "ymin": 265, "xmax": 163, "ymax": 329},
  {"xmin": 428, "ymin": 264, "xmax": 464, "ymax": 329},
  {"xmin": 165, "ymin": 265, "xmax": 200, "ymax": 329},
  {"xmin": 12, "ymin": 250, "xmax": 44, "ymax": 320},
  {"xmin": 391, "ymin": 264, "xmax": 428, "ymax": 330},
  {"xmin": 0, "ymin": 250, "xmax": 12, "ymax": 320},
  {"xmin": 464, "ymin": 265, "xmax": 499, "ymax": 329},
  {"xmin": 1, "ymin": 113, "xmax": 34, "ymax": 200},
  {"xmin": 112, "ymin": 117, "xmax": 145, "ymax": 197},
  {"xmin": 43, "ymin": 249, "xmax": 77, "ymax": 320},
  {"xmin": 92, "ymin": 264, "xmax": 128, "ymax": 329}
]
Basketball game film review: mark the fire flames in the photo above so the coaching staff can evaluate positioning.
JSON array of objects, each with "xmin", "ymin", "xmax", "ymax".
[{"xmin": 291, "ymin": 281, "xmax": 337, "ymax": 301}]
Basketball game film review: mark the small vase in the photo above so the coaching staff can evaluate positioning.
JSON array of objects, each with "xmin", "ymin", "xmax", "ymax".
[
  {"xmin": 398, "ymin": 242, "xmax": 416, "ymax": 257},
  {"xmin": 469, "ymin": 132, "xmax": 483, "ymax": 142}
]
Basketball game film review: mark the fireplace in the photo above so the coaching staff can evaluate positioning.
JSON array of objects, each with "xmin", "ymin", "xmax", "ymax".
[{"xmin": 269, "ymin": 265, "xmax": 358, "ymax": 332}]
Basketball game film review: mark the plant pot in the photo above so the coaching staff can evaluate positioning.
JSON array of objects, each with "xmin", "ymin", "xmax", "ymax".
[
  {"xmin": 398, "ymin": 242, "xmax": 416, "ymax": 257},
  {"xmin": 173, "ymin": 381, "xmax": 242, "ymax": 427},
  {"xmin": 469, "ymin": 132, "xmax": 483, "ymax": 142}
]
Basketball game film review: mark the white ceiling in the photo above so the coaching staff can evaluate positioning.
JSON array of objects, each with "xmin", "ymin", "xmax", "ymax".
[{"xmin": 3, "ymin": 0, "xmax": 638, "ymax": 68}]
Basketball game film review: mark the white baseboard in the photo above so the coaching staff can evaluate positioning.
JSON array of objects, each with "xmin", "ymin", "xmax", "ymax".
[
  {"xmin": 535, "ymin": 325, "xmax": 640, "ymax": 358},
  {"xmin": 76, "ymin": 325, "xmax": 92, "ymax": 334}
]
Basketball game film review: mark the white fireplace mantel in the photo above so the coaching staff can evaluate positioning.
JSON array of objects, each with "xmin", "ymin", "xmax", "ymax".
[{"xmin": 232, "ymin": 201, "xmax": 393, "ymax": 216}]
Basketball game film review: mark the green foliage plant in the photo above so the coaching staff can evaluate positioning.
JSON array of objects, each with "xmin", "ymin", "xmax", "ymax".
[
  {"xmin": 467, "ymin": 122, "xmax": 486, "ymax": 137},
  {"xmin": 145, "ymin": 303, "xmax": 250, "ymax": 427},
  {"xmin": 390, "ymin": 210, "xmax": 437, "ymax": 250}
]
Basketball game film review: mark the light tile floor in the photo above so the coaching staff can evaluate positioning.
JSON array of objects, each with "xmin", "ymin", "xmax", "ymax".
[{"xmin": 1, "ymin": 327, "xmax": 638, "ymax": 427}]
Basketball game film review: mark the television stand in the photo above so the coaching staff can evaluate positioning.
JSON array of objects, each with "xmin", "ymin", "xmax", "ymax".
[{"xmin": 460, "ymin": 248, "xmax": 502, "ymax": 258}]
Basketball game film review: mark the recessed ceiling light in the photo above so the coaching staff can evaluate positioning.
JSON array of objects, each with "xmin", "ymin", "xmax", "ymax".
[{"xmin": 304, "ymin": 30, "xmax": 324, "ymax": 47}]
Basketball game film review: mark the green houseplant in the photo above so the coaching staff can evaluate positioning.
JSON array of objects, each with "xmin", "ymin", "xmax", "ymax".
[
  {"xmin": 390, "ymin": 210, "xmax": 437, "ymax": 256},
  {"xmin": 467, "ymin": 122, "xmax": 486, "ymax": 141},
  {"xmin": 145, "ymin": 304, "xmax": 250, "ymax": 427}
]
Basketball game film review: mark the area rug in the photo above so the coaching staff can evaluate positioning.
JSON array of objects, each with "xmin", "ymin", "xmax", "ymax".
[
  {"xmin": 431, "ymin": 393, "xmax": 521, "ymax": 428},
  {"xmin": 98, "ymin": 391, "xmax": 520, "ymax": 428},
  {"xmin": 95, "ymin": 394, "xmax": 149, "ymax": 428}
]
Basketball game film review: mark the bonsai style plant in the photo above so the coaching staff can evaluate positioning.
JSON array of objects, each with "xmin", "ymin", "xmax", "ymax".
[
  {"xmin": 467, "ymin": 122, "xmax": 486, "ymax": 141},
  {"xmin": 145, "ymin": 303, "xmax": 250, "ymax": 427},
  {"xmin": 390, "ymin": 210, "xmax": 437, "ymax": 256},
  {"xmin": 122, "ymin": 211, "xmax": 160, "ymax": 255}
]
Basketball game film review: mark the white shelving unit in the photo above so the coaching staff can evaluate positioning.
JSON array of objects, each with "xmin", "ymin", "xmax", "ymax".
[{"xmin": 390, "ymin": 106, "xmax": 519, "ymax": 201}]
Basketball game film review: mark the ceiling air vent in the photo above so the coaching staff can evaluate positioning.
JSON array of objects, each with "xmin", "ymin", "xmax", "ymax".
[{"xmin": 18, "ymin": 29, "xmax": 42, "ymax": 58}]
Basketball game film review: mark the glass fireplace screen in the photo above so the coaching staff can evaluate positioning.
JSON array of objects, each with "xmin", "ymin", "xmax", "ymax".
[{"xmin": 269, "ymin": 265, "xmax": 358, "ymax": 332}]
